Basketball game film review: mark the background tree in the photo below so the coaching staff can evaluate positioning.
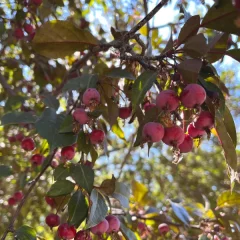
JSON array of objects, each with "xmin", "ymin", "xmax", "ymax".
[{"xmin": 0, "ymin": 0, "xmax": 240, "ymax": 239}]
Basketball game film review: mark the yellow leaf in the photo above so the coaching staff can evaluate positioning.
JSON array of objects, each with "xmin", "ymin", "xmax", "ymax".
[
  {"xmin": 139, "ymin": 25, "xmax": 147, "ymax": 36},
  {"xmin": 132, "ymin": 180, "xmax": 148, "ymax": 205}
]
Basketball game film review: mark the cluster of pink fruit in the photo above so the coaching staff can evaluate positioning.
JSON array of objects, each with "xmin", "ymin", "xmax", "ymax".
[
  {"xmin": 45, "ymin": 212, "xmax": 120, "ymax": 240},
  {"xmin": 142, "ymin": 84, "xmax": 214, "ymax": 153},
  {"xmin": 7, "ymin": 191, "xmax": 24, "ymax": 206}
]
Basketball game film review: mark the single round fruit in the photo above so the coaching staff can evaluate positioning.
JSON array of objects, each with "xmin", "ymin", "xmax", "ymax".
[
  {"xmin": 16, "ymin": 132, "xmax": 24, "ymax": 141},
  {"xmin": 119, "ymin": 107, "xmax": 132, "ymax": 119},
  {"xmin": 46, "ymin": 214, "xmax": 60, "ymax": 228},
  {"xmin": 91, "ymin": 219, "xmax": 109, "ymax": 235},
  {"xmin": 8, "ymin": 136, "xmax": 17, "ymax": 143},
  {"xmin": 83, "ymin": 88, "xmax": 100, "ymax": 107},
  {"xmin": 24, "ymin": 23, "xmax": 35, "ymax": 35},
  {"xmin": 143, "ymin": 102, "xmax": 156, "ymax": 112},
  {"xmin": 156, "ymin": 90, "xmax": 179, "ymax": 112},
  {"xmin": 158, "ymin": 223, "xmax": 170, "ymax": 235},
  {"xmin": 45, "ymin": 196, "xmax": 56, "ymax": 208},
  {"xmin": 14, "ymin": 28, "xmax": 24, "ymax": 39},
  {"xmin": 84, "ymin": 160, "xmax": 93, "ymax": 168},
  {"xmin": 178, "ymin": 134, "xmax": 193, "ymax": 153},
  {"xmin": 13, "ymin": 191, "xmax": 24, "ymax": 201},
  {"xmin": 75, "ymin": 231, "xmax": 92, "ymax": 240},
  {"xmin": 142, "ymin": 122, "xmax": 164, "ymax": 143},
  {"xmin": 58, "ymin": 223, "xmax": 76, "ymax": 239},
  {"xmin": 73, "ymin": 108, "xmax": 89, "ymax": 125},
  {"xmin": 61, "ymin": 146, "xmax": 75, "ymax": 160},
  {"xmin": 89, "ymin": 130, "xmax": 105, "ymax": 144},
  {"xmin": 180, "ymin": 84, "xmax": 206, "ymax": 108},
  {"xmin": 51, "ymin": 159, "xmax": 59, "ymax": 168},
  {"xmin": 8, "ymin": 197, "xmax": 17, "ymax": 206},
  {"xmin": 106, "ymin": 215, "xmax": 120, "ymax": 233},
  {"xmin": 162, "ymin": 126, "xmax": 185, "ymax": 147},
  {"xmin": 233, "ymin": 0, "xmax": 240, "ymax": 9},
  {"xmin": 21, "ymin": 137, "xmax": 35, "ymax": 151},
  {"xmin": 213, "ymin": 235, "xmax": 220, "ymax": 240},
  {"xmin": 30, "ymin": 154, "xmax": 44, "ymax": 166},
  {"xmin": 31, "ymin": 0, "xmax": 42, "ymax": 6},
  {"xmin": 137, "ymin": 222, "xmax": 147, "ymax": 232},
  {"xmin": 187, "ymin": 123, "xmax": 206, "ymax": 139},
  {"xmin": 194, "ymin": 111, "xmax": 214, "ymax": 130}
]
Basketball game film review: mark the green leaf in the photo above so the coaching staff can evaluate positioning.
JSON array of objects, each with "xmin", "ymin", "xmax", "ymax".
[
  {"xmin": 183, "ymin": 34, "xmax": 207, "ymax": 58},
  {"xmin": 47, "ymin": 180, "xmax": 75, "ymax": 197},
  {"xmin": 59, "ymin": 115, "xmax": 74, "ymax": 133},
  {"xmin": 32, "ymin": 20, "xmax": 98, "ymax": 58},
  {"xmin": 177, "ymin": 59, "xmax": 202, "ymax": 83},
  {"xmin": 226, "ymin": 49, "xmax": 240, "ymax": 63},
  {"xmin": 70, "ymin": 163, "xmax": 94, "ymax": 193},
  {"xmin": 215, "ymin": 114, "xmax": 237, "ymax": 170},
  {"xmin": 1, "ymin": 112, "xmax": 37, "ymax": 126},
  {"xmin": 132, "ymin": 180, "xmax": 148, "ymax": 205},
  {"xmin": 0, "ymin": 165, "xmax": 13, "ymax": 178},
  {"xmin": 217, "ymin": 191, "xmax": 240, "ymax": 209},
  {"xmin": 90, "ymin": 146, "xmax": 98, "ymax": 163},
  {"xmin": 35, "ymin": 108, "xmax": 77, "ymax": 151},
  {"xmin": 160, "ymin": 33, "xmax": 173, "ymax": 56},
  {"xmin": 15, "ymin": 225, "xmax": 37, "ymax": 240},
  {"xmin": 62, "ymin": 74, "xmax": 98, "ymax": 92},
  {"xmin": 77, "ymin": 131, "xmax": 91, "ymax": 154},
  {"xmin": 86, "ymin": 189, "xmax": 108, "ymax": 228},
  {"xmin": 112, "ymin": 122, "xmax": 125, "ymax": 140},
  {"xmin": 68, "ymin": 191, "xmax": 88, "ymax": 228},
  {"xmin": 223, "ymin": 106, "xmax": 237, "ymax": 147},
  {"xmin": 41, "ymin": 93, "xmax": 59, "ymax": 110},
  {"xmin": 103, "ymin": 97, "xmax": 119, "ymax": 127},
  {"xmin": 178, "ymin": 15, "xmax": 200, "ymax": 44},
  {"xmin": 5, "ymin": 95, "xmax": 25, "ymax": 111},
  {"xmin": 202, "ymin": 0, "xmax": 239, "ymax": 36},
  {"xmin": 54, "ymin": 164, "xmax": 70, "ymax": 181},
  {"xmin": 131, "ymin": 71, "xmax": 157, "ymax": 111},
  {"xmin": 111, "ymin": 182, "xmax": 130, "ymax": 208},
  {"xmin": 120, "ymin": 222, "xmax": 138, "ymax": 240},
  {"xmin": 106, "ymin": 68, "xmax": 135, "ymax": 80},
  {"xmin": 170, "ymin": 200, "xmax": 191, "ymax": 226}
]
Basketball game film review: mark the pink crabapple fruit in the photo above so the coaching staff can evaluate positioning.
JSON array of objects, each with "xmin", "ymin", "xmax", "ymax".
[
  {"xmin": 23, "ymin": 23, "xmax": 35, "ymax": 35},
  {"xmin": 16, "ymin": 132, "xmax": 24, "ymax": 141},
  {"xmin": 194, "ymin": 111, "xmax": 214, "ymax": 130},
  {"xmin": 162, "ymin": 126, "xmax": 185, "ymax": 147},
  {"xmin": 61, "ymin": 146, "xmax": 75, "ymax": 160},
  {"xmin": 119, "ymin": 107, "xmax": 132, "ymax": 119},
  {"xmin": 82, "ymin": 88, "xmax": 100, "ymax": 107},
  {"xmin": 89, "ymin": 129, "xmax": 105, "ymax": 144},
  {"xmin": 158, "ymin": 223, "xmax": 170, "ymax": 235},
  {"xmin": 21, "ymin": 137, "xmax": 35, "ymax": 151},
  {"xmin": 178, "ymin": 134, "xmax": 193, "ymax": 153},
  {"xmin": 45, "ymin": 196, "xmax": 56, "ymax": 208},
  {"xmin": 106, "ymin": 215, "xmax": 121, "ymax": 233},
  {"xmin": 31, "ymin": 0, "xmax": 42, "ymax": 6},
  {"xmin": 30, "ymin": 154, "xmax": 44, "ymax": 166},
  {"xmin": 51, "ymin": 159, "xmax": 59, "ymax": 168},
  {"xmin": 8, "ymin": 136, "xmax": 16, "ymax": 143},
  {"xmin": 180, "ymin": 84, "xmax": 206, "ymax": 108},
  {"xmin": 233, "ymin": 0, "xmax": 240, "ymax": 10},
  {"xmin": 73, "ymin": 108, "xmax": 89, "ymax": 125},
  {"xmin": 143, "ymin": 102, "xmax": 156, "ymax": 112},
  {"xmin": 58, "ymin": 223, "xmax": 76, "ymax": 239},
  {"xmin": 14, "ymin": 28, "xmax": 24, "ymax": 39},
  {"xmin": 91, "ymin": 219, "xmax": 109, "ymax": 235},
  {"xmin": 75, "ymin": 231, "xmax": 92, "ymax": 240},
  {"xmin": 8, "ymin": 197, "xmax": 17, "ymax": 206},
  {"xmin": 187, "ymin": 123, "xmax": 206, "ymax": 139},
  {"xmin": 156, "ymin": 90, "xmax": 179, "ymax": 112},
  {"xmin": 137, "ymin": 222, "xmax": 147, "ymax": 232},
  {"xmin": 142, "ymin": 122, "xmax": 164, "ymax": 143},
  {"xmin": 45, "ymin": 213, "xmax": 60, "ymax": 228},
  {"xmin": 13, "ymin": 191, "xmax": 24, "ymax": 201}
]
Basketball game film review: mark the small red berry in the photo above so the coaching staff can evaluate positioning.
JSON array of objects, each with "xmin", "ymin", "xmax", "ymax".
[
  {"xmin": 31, "ymin": 0, "xmax": 42, "ymax": 6},
  {"xmin": 162, "ymin": 126, "xmax": 185, "ymax": 147},
  {"xmin": 194, "ymin": 111, "xmax": 214, "ymax": 130},
  {"xmin": 119, "ymin": 107, "xmax": 132, "ymax": 119},
  {"xmin": 142, "ymin": 122, "xmax": 164, "ymax": 143},
  {"xmin": 84, "ymin": 160, "xmax": 93, "ymax": 168},
  {"xmin": 8, "ymin": 136, "xmax": 17, "ymax": 143},
  {"xmin": 83, "ymin": 88, "xmax": 100, "ymax": 107},
  {"xmin": 21, "ymin": 137, "xmax": 35, "ymax": 151},
  {"xmin": 30, "ymin": 154, "xmax": 44, "ymax": 166},
  {"xmin": 8, "ymin": 197, "xmax": 17, "ymax": 206},
  {"xmin": 143, "ymin": 102, "xmax": 156, "ymax": 112},
  {"xmin": 51, "ymin": 159, "xmax": 59, "ymax": 168},
  {"xmin": 158, "ymin": 223, "xmax": 170, "ymax": 235},
  {"xmin": 61, "ymin": 146, "xmax": 75, "ymax": 160},
  {"xmin": 23, "ymin": 23, "xmax": 35, "ymax": 35},
  {"xmin": 46, "ymin": 213, "xmax": 60, "ymax": 228},
  {"xmin": 45, "ymin": 196, "xmax": 56, "ymax": 208},
  {"xmin": 16, "ymin": 132, "xmax": 24, "ymax": 141},
  {"xmin": 75, "ymin": 231, "xmax": 92, "ymax": 240},
  {"xmin": 187, "ymin": 123, "xmax": 206, "ymax": 138},
  {"xmin": 73, "ymin": 108, "xmax": 89, "ymax": 125},
  {"xmin": 180, "ymin": 84, "xmax": 206, "ymax": 108},
  {"xmin": 106, "ymin": 215, "xmax": 120, "ymax": 233},
  {"xmin": 58, "ymin": 223, "xmax": 76, "ymax": 239},
  {"xmin": 91, "ymin": 219, "xmax": 109, "ymax": 235},
  {"xmin": 14, "ymin": 28, "xmax": 24, "ymax": 39},
  {"xmin": 233, "ymin": 0, "xmax": 240, "ymax": 9},
  {"xmin": 137, "ymin": 222, "xmax": 147, "ymax": 232},
  {"xmin": 178, "ymin": 134, "xmax": 193, "ymax": 153},
  {"xmin": 89, "ymin": 130, "xmax": 105, "ymax": 144},
  {"xmin": 13, "ymin": 191, "xmax": 24, "ymax": 201},
  {"xmin": 156, "ymin": 90, "xmax": 179, "ymax": 112}
]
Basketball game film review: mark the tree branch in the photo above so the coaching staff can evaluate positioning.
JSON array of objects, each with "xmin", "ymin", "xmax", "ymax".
[
  {"xmin": 1, "ymin": 150, "xmax": 57, "ymax": 240},
  {"xmin": 0, "ymin": 74, "xmax": 16, "ymax": 96}
]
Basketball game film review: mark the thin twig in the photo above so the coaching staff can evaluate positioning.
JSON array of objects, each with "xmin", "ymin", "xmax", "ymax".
[{"xmin": 0, "ymin": 74, "xmax": 16, "ymax": 96}]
